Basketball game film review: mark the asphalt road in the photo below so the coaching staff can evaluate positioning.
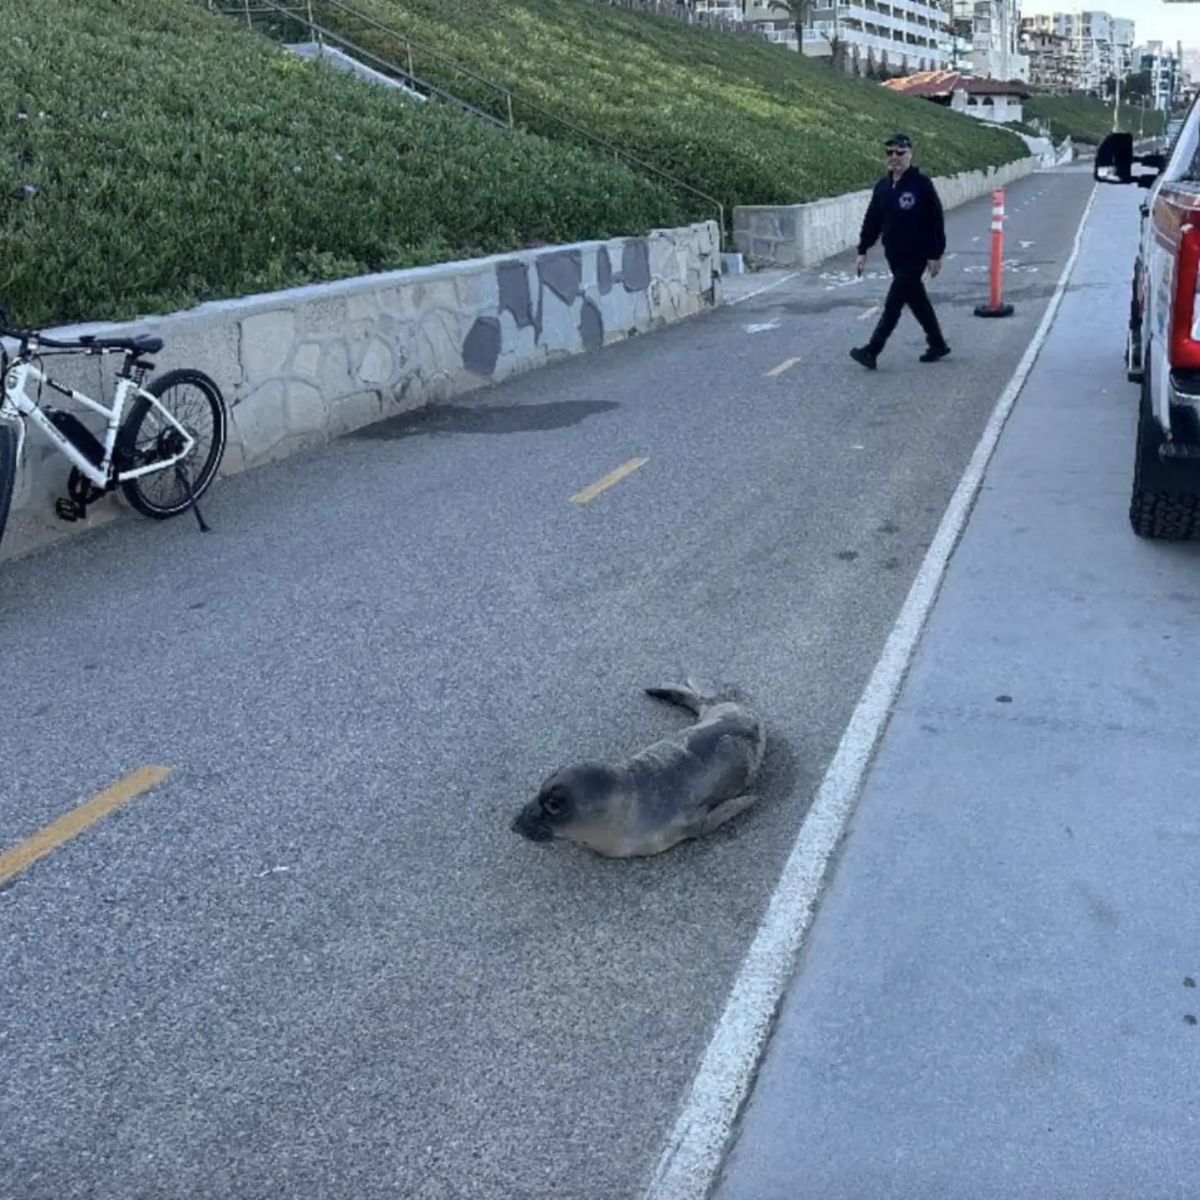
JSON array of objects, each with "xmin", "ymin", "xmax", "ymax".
[
  {"xmin": 0, "ymin": 166, "xmax": 1095, "ymax": 1200},
  {"xmin": 714, "ymin": 182, "xmax": 1200, "ymax": 1200}
]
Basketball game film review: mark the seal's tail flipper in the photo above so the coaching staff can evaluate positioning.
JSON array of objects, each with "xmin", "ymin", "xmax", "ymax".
[{"xmin": 644, "ymin": 677, "xmax": 717, "ymax": 715}]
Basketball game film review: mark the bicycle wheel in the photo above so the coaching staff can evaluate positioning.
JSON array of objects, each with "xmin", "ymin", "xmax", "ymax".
[
  {"xmin": 0, "ymin": 421, "xmax": 18, "ymax": 553},
  {"xmin": 118, "ymin": 368, "xmax": 228, "ymax": 520}
]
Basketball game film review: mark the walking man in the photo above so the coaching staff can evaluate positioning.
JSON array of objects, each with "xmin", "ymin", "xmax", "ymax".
[{"xmin": 850, "ymin": 132, "xmax": 950, "ymax": 370}]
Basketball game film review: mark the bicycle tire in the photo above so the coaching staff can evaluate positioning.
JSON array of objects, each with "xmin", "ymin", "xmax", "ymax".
[
  {"xmin": 0, "ymin": 421, "xmax": 18, "ymax": 555},
  {"xmin": 118, "ymin": 368, "xmax": 228, "ymax": 520}
]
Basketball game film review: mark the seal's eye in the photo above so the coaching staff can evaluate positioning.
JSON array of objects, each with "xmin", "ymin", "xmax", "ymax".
[{"xmin": 541, "ymin": 790, "xmax": 566, "ymax": 816}]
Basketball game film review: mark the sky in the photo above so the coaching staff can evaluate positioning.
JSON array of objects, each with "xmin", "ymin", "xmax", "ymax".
[{"xmin": 1022, "ymin": 0, "xmax": 1200, "ymax": 49}]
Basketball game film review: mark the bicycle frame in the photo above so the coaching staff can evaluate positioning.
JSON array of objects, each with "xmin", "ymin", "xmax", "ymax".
[{"xmin": 1, "ymin": 354, "xmax": 195, "ymax": 489}]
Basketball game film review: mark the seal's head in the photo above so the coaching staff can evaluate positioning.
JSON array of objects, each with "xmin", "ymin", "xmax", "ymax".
[{"xmin": 511, "ymin": 761, "xmax": 627, "ymax": 850}]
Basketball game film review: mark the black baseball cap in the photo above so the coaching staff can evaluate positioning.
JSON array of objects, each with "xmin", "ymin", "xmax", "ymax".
[{"xmin": 884, "ymin": 132, "xmax": 913, "ymax": 149}]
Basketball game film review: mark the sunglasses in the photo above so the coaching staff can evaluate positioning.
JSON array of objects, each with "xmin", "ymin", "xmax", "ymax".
[{"xmin": 885, "ymin": 146, "xmax": 910, "ymax": 156}]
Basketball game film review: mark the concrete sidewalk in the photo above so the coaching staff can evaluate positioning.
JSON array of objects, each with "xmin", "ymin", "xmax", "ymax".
[{"xmin": 712, "ymin": 185, "xmax": 1200, "ymax": 1198}]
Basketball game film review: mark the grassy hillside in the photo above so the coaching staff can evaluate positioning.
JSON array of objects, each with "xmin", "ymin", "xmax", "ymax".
[
  {"xmin": 1025, "ymin": 93, "xmax": 1167, "ymax": 146},
  {"xmin": 304, "ymin": 0, "xmax": 1029, "ymax": 211},
  {"xmin": 0, "ymin": 0, "xmax": 687, "ymax": 327}
]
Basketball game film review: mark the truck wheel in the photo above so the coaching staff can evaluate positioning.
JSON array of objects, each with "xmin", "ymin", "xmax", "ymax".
[{"xmin": 1129, "ymin": 384, "xmax": 1200, "ymax": 539}]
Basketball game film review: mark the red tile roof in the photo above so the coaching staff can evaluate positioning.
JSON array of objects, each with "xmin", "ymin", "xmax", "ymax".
[{"xmin": 882, "ymin": 70, "xmax": 1031, "ymax": 99}]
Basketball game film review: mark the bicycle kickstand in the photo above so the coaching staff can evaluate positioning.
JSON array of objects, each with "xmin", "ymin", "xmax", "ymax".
[{"xmin": 174, "ymin": 463, "xmax": 212, "ymax": 533}]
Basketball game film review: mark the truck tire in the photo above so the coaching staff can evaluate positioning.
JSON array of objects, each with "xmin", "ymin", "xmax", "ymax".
[{"xmin": 1129, "ymin": 375, "xmax": 1200, "ymax": 539}]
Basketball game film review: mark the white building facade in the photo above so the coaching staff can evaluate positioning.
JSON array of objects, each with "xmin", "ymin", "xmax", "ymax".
[
  {"xmin": 729, "ymin": 0, "xmax": 951, "ymax": 74},
  {"xmin": 805, "ymin": 0, "xmax": 953, "ymax": 74},
  {"xmin": 1134, "ymin": 40, "xmax": 1182, "ymax": 111},
  {"xmin": 952, "ymin": 0, "xmax": 1030, "ymax": 80},
  {"xmin": 1022, "ymin": 10, "xmax": 1134, "ymax": 93}
]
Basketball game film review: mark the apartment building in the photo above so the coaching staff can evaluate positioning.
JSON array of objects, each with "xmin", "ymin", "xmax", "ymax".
[
  {"xmin": 713, "ymin": 0, "xmax": 951, "ymax": 74},
  {"xmin": 691, "ymin": 0, "xmax": 748, "ymax": 19},
  {"xmin": 1182, "ymin": 47, "xmax": 1200, "ymax": 86},
  {"xmin": 805, "ymin": 0, "xmax": 952, "ymax": 73},
  {"xmin": 1019, "ymin": 11, "xmax": 1134, "ymax": 93},
  {"xmin": 1020, "ymin": 23, "xmax": 1075, "ymax": 90},
  {"xmin": 951, "ymin": 0, "xmax": 1030, "ymax": 80},
  {"xmin": 1134, "ymin": 40, "xmax": 1182, "ymax": 111}
]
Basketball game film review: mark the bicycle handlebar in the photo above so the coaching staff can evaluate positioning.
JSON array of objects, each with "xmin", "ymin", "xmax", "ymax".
[
  {"xmin": 0, "ymin": 307, "xmax": 156, "ymax": 357},
  {"xmin": 0, "ymin": 305, "xmax": 79, "ymax": 349},
  {"xmin": 0, "ymin": 324, "xmax": 119, "ymax": 353},
  {"xmin": 0, "ymin": 326, "xmax": 73, "ymax": 348}
]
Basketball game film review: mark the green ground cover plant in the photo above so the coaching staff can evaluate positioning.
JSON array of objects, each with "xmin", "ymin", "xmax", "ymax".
[
  {"xmin": 306, "ymin": 0, "xmax": 1027, "ymax": 212},
  {"xmin": 0, "ymin": 0, "xmax": 687, "ymax": 327},
  {"xmin": 1024, "ymin": 93, "xmax": 1166, "ymax": 145}
]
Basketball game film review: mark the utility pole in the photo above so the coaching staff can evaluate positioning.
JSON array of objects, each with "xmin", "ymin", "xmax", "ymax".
[
  {"xmin": 1080, "ymin": 6, "xmax": 1089, "ymax": 96},
  {"xmin": 999, "ymin": 0, "xmax": 1007, "ymax": 80}
]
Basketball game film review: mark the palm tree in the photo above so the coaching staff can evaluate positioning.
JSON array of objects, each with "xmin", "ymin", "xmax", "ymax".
[
  {"xmin": 768, "ymin": 0, "xmax": 816, "ymax": 50},
  {"xmin": 771, "ymin": 0, "xmax": 844, "ymax": 69}
]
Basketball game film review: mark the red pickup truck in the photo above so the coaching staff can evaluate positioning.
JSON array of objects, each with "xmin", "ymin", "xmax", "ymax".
[{"xmin": 1096, "ymin": 106, "xmax": 1200, "ymax": 539}]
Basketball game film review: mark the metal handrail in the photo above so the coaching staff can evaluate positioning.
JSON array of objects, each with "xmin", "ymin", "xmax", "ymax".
[
  {"xmin": 313, "ymin": 0, "xmax": 726, "ymax": 240},
  {"xmin": 204, "ymin": 0, "xmax": 498, "ymax": 121},
  {"xmin": 203, "ymin": 0, "xmax": 726, "ymax": 243},
  {"xmin": 314, "ymin": 0, "xmax": 536, "ymax": 107},
  {"xmin": 235, "ymin": 2, "xmax": 512, "ymax": 125}
]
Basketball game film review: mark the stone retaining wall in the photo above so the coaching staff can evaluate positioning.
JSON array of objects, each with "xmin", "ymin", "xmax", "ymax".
[
  {"xmin": 2, "ymin": 221, "xmax": 720, "ymax": 561},
  {"xmin": 733, "ymin": 156, "xmax": 1041, "ymax": 268}
]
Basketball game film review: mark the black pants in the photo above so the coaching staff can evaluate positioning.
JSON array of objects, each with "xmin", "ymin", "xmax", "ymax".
[{"xmin": 867, "ymin": 261, "xmax": 946, "ymax": 354}]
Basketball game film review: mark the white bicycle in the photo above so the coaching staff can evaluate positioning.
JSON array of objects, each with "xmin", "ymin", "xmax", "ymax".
[{"xmin": 0, "ymin": 309, "xmax": 228, "ymax": 551}]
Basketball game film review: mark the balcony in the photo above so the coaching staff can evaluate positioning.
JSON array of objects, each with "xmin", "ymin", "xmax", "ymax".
[
  {"xmin": 820, "ymin": 0, "xmax": 946, "ymax": 18},
  {"xmin": 809, "ymin": 20, "xmax": 951, "ymax": 62},
  {"xmin": 832, "ymin": 0, "xmax": 950, "ymax": 36}
]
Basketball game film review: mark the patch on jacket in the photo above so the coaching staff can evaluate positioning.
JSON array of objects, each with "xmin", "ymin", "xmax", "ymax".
[{"xmin": 898, "ymin": 191, "xmax": 916, "ymax": 210}]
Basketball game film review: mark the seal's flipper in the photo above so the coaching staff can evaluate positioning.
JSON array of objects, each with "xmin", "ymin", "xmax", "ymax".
[
  {"xmin": 644, "ymin": 677, "xmax": 717, "ymax": 715},
  {"xmin": 690, "ymin": 792, "xmax": 759, "ymax": 838},
  {"xmin": 645, "ymin": 683, "xmax": 704, "ymax": 715}
]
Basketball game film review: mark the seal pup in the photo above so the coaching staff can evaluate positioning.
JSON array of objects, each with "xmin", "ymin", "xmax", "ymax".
[{"xmin": 510, "ymin": 679, "xmax": 766, "ymax": 858}]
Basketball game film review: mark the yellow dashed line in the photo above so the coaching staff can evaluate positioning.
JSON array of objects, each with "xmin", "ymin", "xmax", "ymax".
[
  {"xmin": 569, "ymin": 457, "xmax": 649, "ymax": 505},
  {"xmin": 0, "ymin": 766, "xmax": 171, "ymax": 888}
]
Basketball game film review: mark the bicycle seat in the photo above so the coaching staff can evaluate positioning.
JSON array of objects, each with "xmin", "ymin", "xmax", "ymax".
[{"xmin": 77, "ymin": 333, "xmax": 164, "ymax": 355}]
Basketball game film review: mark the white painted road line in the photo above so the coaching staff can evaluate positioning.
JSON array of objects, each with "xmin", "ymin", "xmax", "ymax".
[
  {"xmin": 641, "ymin": 182, "xmax": 1099, "ymax": 1200},
  {"xmin": 764, "ymin": 357, "xmax": 802, "ymax": 377},
  {"xmin": 727, "ymin": 272, "xmax": 799, "ymax": 306}
]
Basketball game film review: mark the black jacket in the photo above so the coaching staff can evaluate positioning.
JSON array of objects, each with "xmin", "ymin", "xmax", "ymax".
[{"xmin": 856, "ymin": 167, "xmax": 946, "ymax": 268}]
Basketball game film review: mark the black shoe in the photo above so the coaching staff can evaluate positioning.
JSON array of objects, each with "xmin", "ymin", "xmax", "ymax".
[
  {"xmin": 850, "ymin": 346, "xmax": 878, "ymax": 370},
  {"xmin": 920, "ymin": 344, "xmax": 951, "ymax": 363}
]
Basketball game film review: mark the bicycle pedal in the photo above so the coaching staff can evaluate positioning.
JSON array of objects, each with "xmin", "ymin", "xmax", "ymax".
[{"xmin": 55, "ymin": 497, "xmax": 85, "ymax": 522}]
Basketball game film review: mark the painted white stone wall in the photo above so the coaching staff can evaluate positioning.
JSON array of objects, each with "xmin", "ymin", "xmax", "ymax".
[
  {"xmin": 2, "ymin": 221, "xmax": 719, "ymax": 561},
  {"xmin": 733, "ymin": 156, "xmax": 1041, "ymax": 268},
  {"xmin": 1015, "ymin": 133, "xmax": 1076, "ymax": 168}
]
